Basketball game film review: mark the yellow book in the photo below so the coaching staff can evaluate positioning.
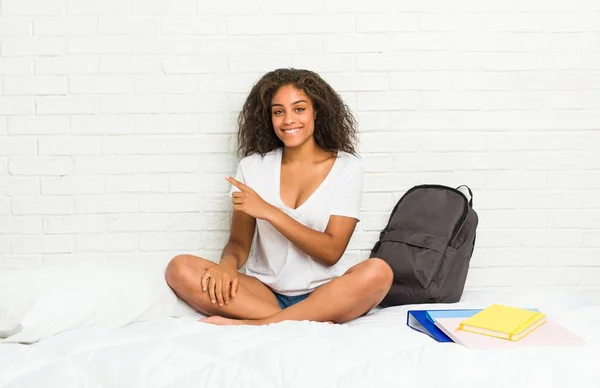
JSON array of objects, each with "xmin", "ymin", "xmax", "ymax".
[{"xmin": 457, "ymin": 304, "xmax": 547, "ymax": 341}]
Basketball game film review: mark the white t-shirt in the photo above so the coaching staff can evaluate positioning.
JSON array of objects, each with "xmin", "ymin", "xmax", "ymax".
[{"xmin": 229, "ymin": 147, "xmax": 363, "ymax": 296}]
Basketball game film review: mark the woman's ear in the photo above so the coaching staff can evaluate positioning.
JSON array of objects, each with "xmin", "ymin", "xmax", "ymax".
[{"xmin": 313, "ymin": 110, "xmax": 317, "ymax": 120}]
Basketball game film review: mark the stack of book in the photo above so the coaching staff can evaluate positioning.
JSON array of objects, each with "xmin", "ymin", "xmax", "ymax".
[{"xmin": 407, "ymin": 304, "xmax": 585, "ymax": 349}]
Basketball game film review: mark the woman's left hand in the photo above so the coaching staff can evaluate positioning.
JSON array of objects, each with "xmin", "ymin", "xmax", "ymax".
[{"xmin": 227, "ymin": 176, "xmax": 276, "ymax": 220}]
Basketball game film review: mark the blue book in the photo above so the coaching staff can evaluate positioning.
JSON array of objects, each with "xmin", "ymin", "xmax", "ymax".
[
  {"xmin": 425, "ymin": 309, "xmax": 485, "ymax": 324},
  {"xmin": 406, "ymin": 310, "xmax": 453, "ymax": 343}
]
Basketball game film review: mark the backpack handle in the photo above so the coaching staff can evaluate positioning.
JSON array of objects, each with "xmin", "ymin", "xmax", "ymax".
[{"xmin": 456, "ymin": 185, "xmax": 473, "ymax": 207}]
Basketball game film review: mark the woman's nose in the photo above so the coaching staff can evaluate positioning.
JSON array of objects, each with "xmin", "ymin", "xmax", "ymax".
[{"xmin": 283, "ymin": 114, "xmax": 294, "ymax": 125}]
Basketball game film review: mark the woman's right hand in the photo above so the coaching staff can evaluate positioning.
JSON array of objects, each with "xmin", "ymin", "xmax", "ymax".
[{"xmin": 201, "ymin": 261, "xmax": 239, "ymax": 307}]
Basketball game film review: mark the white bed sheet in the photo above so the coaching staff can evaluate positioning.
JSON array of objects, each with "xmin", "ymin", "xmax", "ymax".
[{"xmin": 1, "ymin": 290, "xmax": 599, "ymax": 388}]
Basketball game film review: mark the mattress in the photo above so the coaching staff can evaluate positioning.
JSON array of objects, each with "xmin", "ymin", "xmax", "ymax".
[{"xmin": 1, "ymin": 290, "xmax": 599, "ymax": 388}]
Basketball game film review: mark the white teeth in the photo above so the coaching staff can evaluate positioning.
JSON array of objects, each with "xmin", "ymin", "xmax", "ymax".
[{"xmin": 283, "ymin": 128, "xmax": 300, "ymax": 135}]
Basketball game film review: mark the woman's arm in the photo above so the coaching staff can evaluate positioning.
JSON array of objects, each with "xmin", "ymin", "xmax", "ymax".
[
  {"xmin": 228, "ymin": 176, "xmax": 357, "ymax": 267},
  {"xmin": 219, "ymin": 209, "xmax": 256, "ymax": 270},
  {"xmin": 266, "ymin": 210, "xmax": 357, "ymax": 267},
  {"xmin": 200, "ymin": 208, "xmax": 255, "ymax": 306}
]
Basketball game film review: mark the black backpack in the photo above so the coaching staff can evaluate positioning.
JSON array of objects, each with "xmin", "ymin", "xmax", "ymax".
[{"xmin": 371, "ymin": 184, "xmax": 478, "ymax": 307}]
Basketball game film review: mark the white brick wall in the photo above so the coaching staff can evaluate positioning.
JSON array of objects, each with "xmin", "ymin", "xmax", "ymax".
[{"xmin": 1, "ymin": 0, "xmax": 599, "ymax": 292}]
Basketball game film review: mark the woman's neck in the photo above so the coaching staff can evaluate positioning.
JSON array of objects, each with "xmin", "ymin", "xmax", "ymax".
[{"xmin": 281, "ymin": 138, "xmax": 328, "ymax": 165}]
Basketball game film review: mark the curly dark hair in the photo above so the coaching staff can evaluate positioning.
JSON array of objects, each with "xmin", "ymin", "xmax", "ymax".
[{"xmin": 236, "ymin": 68, "xmax": 358, "ymax": 158}]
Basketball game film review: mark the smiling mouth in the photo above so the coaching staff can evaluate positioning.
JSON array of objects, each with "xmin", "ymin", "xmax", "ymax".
[{"xmin": 282, "ymin": 127, "xmax": 302, "ymax": 135}]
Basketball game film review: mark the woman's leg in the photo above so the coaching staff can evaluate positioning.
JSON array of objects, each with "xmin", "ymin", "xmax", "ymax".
[
  {"xmin": 202, "ymin": 257, "xmax": 393, "ymax": 325},
  {"xmin": 165, "ymin": 254, "xmax": 282, "ymax": 320}
]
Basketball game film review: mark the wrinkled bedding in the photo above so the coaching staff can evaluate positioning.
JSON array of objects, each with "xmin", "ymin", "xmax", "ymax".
[{"xmin": 1, "ymin": 291, "xmax": 599, "ymax": 388}]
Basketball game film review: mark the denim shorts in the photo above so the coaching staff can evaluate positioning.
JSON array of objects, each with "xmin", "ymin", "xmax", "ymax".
[{"xmin": 273, "ymin": 291, "xmax": 311, "ymax": 309}]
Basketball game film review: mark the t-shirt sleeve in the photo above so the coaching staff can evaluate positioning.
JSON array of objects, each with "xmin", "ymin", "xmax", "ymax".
[{"xmin": 330, "ymin": 161, "xmax": 363, "ymax": 221}]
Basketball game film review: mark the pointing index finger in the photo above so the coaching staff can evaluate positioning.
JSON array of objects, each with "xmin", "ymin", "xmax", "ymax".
[{"xmin": 226, "ymin": 176, "xmax": 247, "ymax": 191}]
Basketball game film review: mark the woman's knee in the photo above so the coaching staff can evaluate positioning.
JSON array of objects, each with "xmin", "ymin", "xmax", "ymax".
[
  {"xmin": 165, "ymin": 254, "xmax": 210, "ymax": 289},
  {"xmin": 359, "ymin": 258, "xmax": 394, "ymax": 294}
]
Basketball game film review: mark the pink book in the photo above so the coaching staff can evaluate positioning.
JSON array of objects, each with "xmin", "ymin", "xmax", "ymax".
[{"xmin": 435, "ymin": 317, "xmax": 586, "ymax": 349}]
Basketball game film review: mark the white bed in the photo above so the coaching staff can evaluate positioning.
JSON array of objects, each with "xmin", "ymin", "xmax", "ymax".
[{"xmin": 1, "ymin": 289, "xmax": 599, "ymax": 388}]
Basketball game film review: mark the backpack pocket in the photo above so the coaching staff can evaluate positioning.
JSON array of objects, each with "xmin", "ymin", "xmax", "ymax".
[{"xmin": 379, "ymin": 231, "xmax": 456, "ymax": 288}]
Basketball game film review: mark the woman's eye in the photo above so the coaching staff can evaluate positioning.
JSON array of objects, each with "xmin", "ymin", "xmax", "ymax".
[
  {"xmin": 296, "ymin": 107, "xmax": 305, "ymax": 112},
  {"xmin": 273, "ymin": 110, "xmax": 282, "ymax": 115}
]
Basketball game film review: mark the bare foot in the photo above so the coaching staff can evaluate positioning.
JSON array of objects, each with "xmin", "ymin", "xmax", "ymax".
[{"xmin": 200, "ymin": 316, "xmax": 249, "ymax": 326}]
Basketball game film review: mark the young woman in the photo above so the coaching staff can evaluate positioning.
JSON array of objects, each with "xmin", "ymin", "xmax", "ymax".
[{"xmin": 165, "ymin": 68, "xmax": 393, "ymax": 326}]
